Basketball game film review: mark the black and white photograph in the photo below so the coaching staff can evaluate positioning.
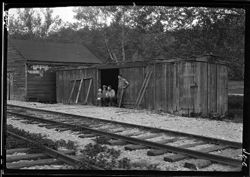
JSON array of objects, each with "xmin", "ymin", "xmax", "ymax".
[{"xmin": 3, "ymin": 3, "xmax": 246, "ymax": 173}]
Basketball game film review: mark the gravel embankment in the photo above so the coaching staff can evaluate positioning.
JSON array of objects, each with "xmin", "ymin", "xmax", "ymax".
[
  {"xmin": 7, "ymin": 100, "xmax": 243, "ymax": 143},
  {"xmin": 7, "ymin": 111, "xmax": 240, "ymax": 171}
]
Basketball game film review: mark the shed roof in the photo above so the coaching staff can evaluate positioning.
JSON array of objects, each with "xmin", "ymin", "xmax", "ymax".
[
  {"xmin": 57, "ymin": 54, "xmax": 229, "ymax": 71},
  {"xmin": 8, "ymin": 39, "xmax": 102, "ymax": 64}
]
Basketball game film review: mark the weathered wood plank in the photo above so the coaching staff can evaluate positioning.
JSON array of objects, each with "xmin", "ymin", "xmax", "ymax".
[
  {"xmin": 164, "ymin": 145, "xmax": 228, "ymax": 162},
  {"xmin": 184, "ymin": 159, "xmax": 212, "ymax": 170}
]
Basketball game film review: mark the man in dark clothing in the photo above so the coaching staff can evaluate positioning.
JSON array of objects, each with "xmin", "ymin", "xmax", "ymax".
[{"xmin": 117, "ymin": 74, "xmax": 129, "ymax": 107}]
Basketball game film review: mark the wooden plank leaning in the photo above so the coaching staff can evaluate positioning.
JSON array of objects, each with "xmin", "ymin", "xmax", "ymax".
[
  {"xmin": 68, "ymin": 80, "xmax": 76, "ymax": 104},
  {"xmin": 135, "ymin": 71, "xmax": 150, "ymax": 107},
  {"xmin": 84, "ymin": 78, "xmax": 93, "ymax": 104},
  {"xmin": 75, "ymin": 78, "xmax": 84, "ymax": 104},
  {"xmin": 136, "ymin": 71, "xmax": 152, "ymax": 108}
]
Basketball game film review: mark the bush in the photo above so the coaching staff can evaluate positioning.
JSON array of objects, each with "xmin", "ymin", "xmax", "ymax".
[
  {"xmin": 7, "ymin": 125, "xmax": 78, "ymax": 150},
  {"xmin": 79, "ymin": 143, "xmax": 135, "ymax": 170}
]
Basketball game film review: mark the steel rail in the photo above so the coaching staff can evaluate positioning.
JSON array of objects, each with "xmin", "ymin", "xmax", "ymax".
[
  {"xmin": 7, "ymin": 111, "xmax": 242, "ymax": 167},
  {"xmin": 7, "ymin": 104, "xmax": 242, "ymax": 148},
  {"xmin": 7, "ymin": 131, "xmax": 104, "ymax": 170}
]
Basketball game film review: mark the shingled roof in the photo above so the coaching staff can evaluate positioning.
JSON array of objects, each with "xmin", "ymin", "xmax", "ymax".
[{"xmin": 8, "ymin": 39, "xmax": 102, "ymax": 64}]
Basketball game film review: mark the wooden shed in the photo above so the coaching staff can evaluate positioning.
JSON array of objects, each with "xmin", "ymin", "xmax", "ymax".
[
  {"xmin": 7, "ymin": 39, "xmax": 102, "ymax": 102},
  {"xmin": 56, "ymin": 55, "xmax": 228, "ymax": 117}
]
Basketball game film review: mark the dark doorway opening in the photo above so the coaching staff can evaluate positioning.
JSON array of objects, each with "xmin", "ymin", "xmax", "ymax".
[{"xmin": 100, "ymin": 69, "xmax": 119, "ymax": 92}]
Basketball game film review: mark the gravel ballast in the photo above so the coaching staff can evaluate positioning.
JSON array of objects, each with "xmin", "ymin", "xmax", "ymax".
[
  {"xmin": 6, "ymin": 100, "xmax": 243, "ymax": 171},
  {"xmin": 7, "ymin": 100, "xmax": 242, "ymax": 143}
]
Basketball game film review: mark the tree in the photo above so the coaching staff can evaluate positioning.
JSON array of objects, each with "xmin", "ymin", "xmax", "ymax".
[
  {"xmin": 8, "ymin": 8, "xmax": 62, "ymax": 40},
  {"xmin": 8, "ymin": 8, "xmax": 42, "ymax": 39},
  {"xmin": 39, "ymin": 8, "xmax": 62, "ymax": 38}
]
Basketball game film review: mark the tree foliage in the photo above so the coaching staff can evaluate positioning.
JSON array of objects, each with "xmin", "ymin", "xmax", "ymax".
[
  {"xmin": 8, "ymin": 8, "xmax": 62, "ymax": 39},
  {"xmin": 8, "ymin": 6, "xmax": 245, "ymax": 80}
]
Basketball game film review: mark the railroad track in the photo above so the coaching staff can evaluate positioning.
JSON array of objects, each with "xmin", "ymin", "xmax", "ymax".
[
  {"xmin": 7, "ymin": 104, "xmax": 242, "ymax": 170},
  {"xmin": 6, "ymin": 130, "xmax": 104, "ymax": 170}
]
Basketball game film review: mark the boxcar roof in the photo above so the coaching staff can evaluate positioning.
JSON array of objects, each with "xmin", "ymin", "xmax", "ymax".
[
  {"xmin": 8, "ymin": 39, "xmax": 102, "ymax": 64},
  {"xmin": 57, "ymin": 54, "xmax": 229, "ymax": 71}
]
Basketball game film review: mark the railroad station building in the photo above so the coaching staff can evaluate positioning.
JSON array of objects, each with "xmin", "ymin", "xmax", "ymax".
[{"xmin": 7, "ymin": 39, "xmax": 102, "ymax": 102}]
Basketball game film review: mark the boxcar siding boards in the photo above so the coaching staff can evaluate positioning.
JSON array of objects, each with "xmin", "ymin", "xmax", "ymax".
[
  {"xmin": 224, "ymin": 66, "xmax": 228, "ymax": 114},
  {"xmin": 140, "ymin": 67, "xmax": 146, "ymax": 108},
  {"xmin": 155, "ymin": 64, "xmax": 162, "ymax": 111},
  {"xmin": 78, "ymin": 70, "xmax": 84, "ymax": 103},
  {"xmin": 217, "ymin": 65, "xmax": 228, "ymax": 115},
  {"xmin": 169, "ymin": 64, "xmax": 174, "ymax": 113},
  {"xmin": 65, "ymin": 70, "xmax": 70, "ymax": 103},
  {"xmin": 89, "ymin": 68, "xmax": 96, "ymax": 104},
  {"xmin": 199, "ymin": 62, "xmax": 208, "ymax": 116},
  {"xmin": 61, "ymin": 71, "xmax": 65, "ymax": 103},
  {"xmin": 190, "ymin": 62, "xmax": 196, "ymax": 113},
  {"xmin": 56, "ymin": 56, "xmax": 228, "ymax": 117},
  {"xmin": 163, "ymin": 64, "xmax": 168, "ymax": 112},
  {"xmin": 217, "ymin": 66, "xmax": 221, "ymax": 114},
  {"xmin": 208, "ymin": 64, "xmax": 217, "ymax": 113},
  {"xmin": 176, "ymin": 63, "xmax": 181, "ymax": 113},
  {"xmin": 195, "ymin": 62, "xmax": 201, "ymax": 113},
  {"xmin": 182, "ymin": 62, "xmax": 193, "ymax": 114},
  {"xmin": 147, "ymin": 64, "xmax": 155, "ymax": 110},
  {"xmin": 179, "ymin": 62, "xmax": 185, "ymax": 114},
  {"xmin": 165, "ymin": 64, "xmax": 169, "ymax": 112},
  {"xmin": 56, "ymin": 72, "xmax": 60, "ymax": 103}
]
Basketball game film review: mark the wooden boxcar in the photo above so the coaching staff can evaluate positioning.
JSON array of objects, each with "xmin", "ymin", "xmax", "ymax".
[
  {"xmin": 7, "ymin": 39, "xmax": 102, "ymax": 102},
  {"xmin": 56, "ymin": 55, "xmax": 228, "ymax": 116}
]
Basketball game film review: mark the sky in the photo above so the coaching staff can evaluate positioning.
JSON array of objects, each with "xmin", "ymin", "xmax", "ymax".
[
  {"xmin": 52, "ymin": 7, "xmax": 75, "ymax": 23},
  {"xmin": 9, "ymin": 7, "xmax": 76, "ymax": 23}
]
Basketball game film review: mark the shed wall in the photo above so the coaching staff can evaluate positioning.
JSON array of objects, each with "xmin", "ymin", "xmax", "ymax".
[
  {"xmin": 56, "ymin": 59, "xmax": 228, "ymax": 117},
  {"xmin": 56, "ymin": 68, "xmax": 98, "ymax": 104},
  {"xmin": 26, "ymin": 64, "xmax": 56, "ymax": 102},
  {"xmin": 7, "ymin": 44, "xmax": 26, "ymax": 100}
]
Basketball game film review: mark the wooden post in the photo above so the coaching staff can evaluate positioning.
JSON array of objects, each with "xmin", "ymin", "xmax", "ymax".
[
  {"xmin": 75, "ymin": 78, "xmax": 84, "ymax": 104},
  {"xmin": 68, "ymin": 80, "xmax": 76, "ymax": 104},
  {"xmin": 84, "ymin": 79, "xmax": 93, "ymax": 104}
]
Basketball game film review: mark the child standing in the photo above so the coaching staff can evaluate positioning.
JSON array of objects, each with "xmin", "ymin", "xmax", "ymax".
[{"xmin": 96, "ymin": 88, "xmax": 102, "ymax": 106}]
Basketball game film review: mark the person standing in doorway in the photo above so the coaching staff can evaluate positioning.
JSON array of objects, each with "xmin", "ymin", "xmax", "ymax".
[
  {"xmin": 96, "ymin": 88, "xmax": 102, "ymax": 106},
  {"xmin": 117, "ymin": 74, "xmax": 129, "ymax": 107},
  {"xmin": 102, "ymin": 85, "xmax": 108, "ymax": 106},
  {"xmin": 106, "ymin": 85, "xmax": 116, "ymax": 106}
]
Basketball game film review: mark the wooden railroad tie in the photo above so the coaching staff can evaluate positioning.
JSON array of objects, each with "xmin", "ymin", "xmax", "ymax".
[{"xmin": 164, "ymin": 145, "xmax": 229, "ymax": 162}]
